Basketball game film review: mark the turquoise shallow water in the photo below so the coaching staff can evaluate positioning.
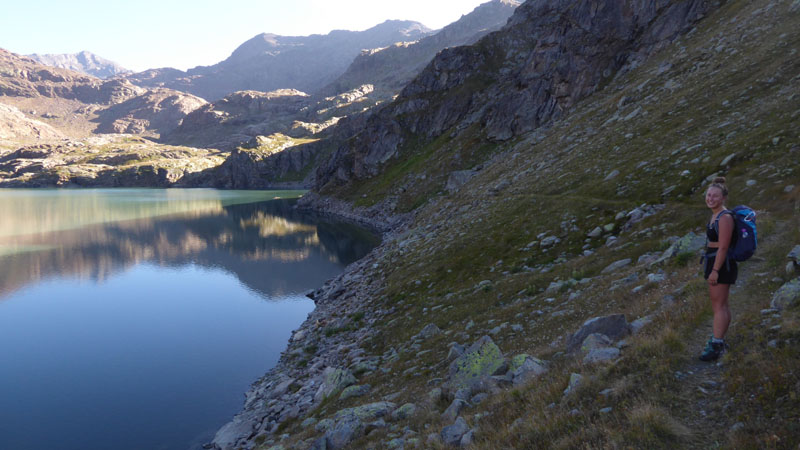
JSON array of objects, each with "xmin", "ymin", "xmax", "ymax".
[{"xmin": 0, "ymin": 189, "xmax": 378, "ymax": 450}]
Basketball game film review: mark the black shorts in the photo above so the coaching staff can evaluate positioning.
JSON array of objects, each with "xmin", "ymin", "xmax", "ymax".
[{"xmin": 704, "ymin": 254, "xmax": 738, "ymax": 284}]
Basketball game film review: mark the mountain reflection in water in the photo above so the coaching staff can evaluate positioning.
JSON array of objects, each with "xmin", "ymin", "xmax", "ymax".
[
  {"xmin": 0, "ymin": 191, "xmax": 379, "ymax": 300},
  {"xmin": 0, "ymin": 189, "xmax": 379, "ymax": 450}
]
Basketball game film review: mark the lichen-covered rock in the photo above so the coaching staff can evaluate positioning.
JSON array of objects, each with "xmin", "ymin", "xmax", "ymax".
[
  {"xmin": 509, "ymin": 354, "xmax": 548, "ymax": 386},
  {"xmin": 391, "ymin": 403, "xmax": 418, "ymax": 421},
  {"xmin": 315, "ymin": 367, "xmax": 357, "ymax": 402},
  {"xmin": 325, "ymin": 414, "xmax": 364, "ymax": 450},
  {"xmin": 447, "ymin": 335, "xmax": 504, "ymax": 393},
  {"xmin": 339, "ymin": 384, "xmax": 371, "ymax": 401},
  {"xmin": 771, "ymin": 278, "xmax": 800, "ymax": 310},
  {"xmin": 654, "ymin": 232, "xmax": 706, "ymax": 264},
  {"xmin": 334, "ymin": 402, "xmax": 396, "ymax": 422},
  {"xmin": 315, "ymin": 418, "xmax": 335, "ymax": 433}
]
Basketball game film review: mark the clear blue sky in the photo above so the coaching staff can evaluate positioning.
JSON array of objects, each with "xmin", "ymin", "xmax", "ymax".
[{"xmin": 0, "ymin": 0, "xmax": 489, "ymax": 72}]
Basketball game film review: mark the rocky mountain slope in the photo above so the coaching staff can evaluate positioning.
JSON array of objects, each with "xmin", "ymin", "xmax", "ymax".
[
  {"xmin": 319, "ymin": 0, "xmax": 519, "ymax": 102},
  {"xmin": 123, "ymin": 21, "xmax": 432, "ymax": 101},
  {"xmin": 28, "ymin": 50, "xmax": 130, "ymax": 79},
  {"xmin": 0, "ymin": 49, "xmax": 206, "ymax": 140},
  {"xmin": 209, "ymin": 0, "xmax": 800, "ymax": 449}
]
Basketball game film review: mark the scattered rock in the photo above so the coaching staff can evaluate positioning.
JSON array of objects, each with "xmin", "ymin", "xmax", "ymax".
[
  {"xmin": 315, "ymin": 419, "xmax": 335, "ymax": 433},
  {"xmin": 566, "ymin": 314, "xmax": 629, "ymax": 352},
  {"xmin": 583, "ymin": 347, "xmax": 621, "ymax": 364},
  {"xmin": 771, "ymin": 278, "xmax": 800, "ymax": 310},
  {"xmin": 325, "ymin": 414, "xmax": 365, "ymax": 449},
  {"xmin": 460, "ymin": 429, "xmax": 475, "ymax": 446},
  {"xmin": 629, "ymin": 316, "xmax": 654, "ymax": 335},
  {"xmin": 441, "ymin": 417, "xmax": 471, "ymax": 447},
  {"xmin": 315, "ymin": 368, "xmax": 357, "ymax": 402},
  {"xmin": 392, "ymin": 403, "xmax": 417, "ymax": 421},
  {"xmin": 788, "ymin": 245, "xmax": 800, "ymax": 263},
  {"xmin": 579, "ymin": 333, "xmax": 612, "ymax": 354},
  {"xmin": 447, "ymin": 335, "xmax": 504, "ymax": 393},
  {"xmin": 446, "ymin": 170, "xmax": 477, "ymax": 193},
  {"xmin": 416, "ymin": 323, "xmax": 442, "ymax": 340},
  {"xmin": 720, "ymin": 153, "xmax": 736, "ymax": 166},
  {"xmin": 471, "ymin": 393, "xmax": 489, "ymax": 404},
  {"xmin": 563, "ymin": 373, "xmax": 583, "ymax": 396},
  {"xmin": 427, "ymin": 388, "xmax": 442, "ymax": 404},
  {"xmin": 654, "ymin": 232, "xmax": 705, "ymax": 264},
  {"xmin": 339, "ymin": 384, "xmax": 371, "ymax": 401},
  {"xmin": 601, "ymin": 258, "xmax": 632, "ymax": 274},
  {"xmin": 509, "ymin": 354, "xmax": 548, "ymax": 385},
  {"xmin": 334, "ymin": 402, "xmax": 396, "ymax": 422},
  {"xmin": 442, "ymin": 399, "xmax": 468, "ymax": 423}
]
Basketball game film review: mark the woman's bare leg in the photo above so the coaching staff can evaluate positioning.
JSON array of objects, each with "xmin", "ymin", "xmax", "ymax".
[{"xmin": 709, "ymin": 284, "xmax": 731, "ymax": 339}]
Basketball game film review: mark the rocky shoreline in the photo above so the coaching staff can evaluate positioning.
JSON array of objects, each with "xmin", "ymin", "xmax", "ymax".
[{"xmin": 209, "ymin": 193, "xmax": 409, "ymax": 449}]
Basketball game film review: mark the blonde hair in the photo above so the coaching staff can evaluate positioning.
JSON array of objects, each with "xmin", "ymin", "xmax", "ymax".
[{"xmin": 708, "ymin": 176, "xmax": 728, "ymax": 197}]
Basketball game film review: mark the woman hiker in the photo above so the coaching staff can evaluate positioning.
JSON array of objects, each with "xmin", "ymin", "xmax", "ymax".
[{"xmin": 699, "ymin": 177, "xmax": 737, "ymax": 361}]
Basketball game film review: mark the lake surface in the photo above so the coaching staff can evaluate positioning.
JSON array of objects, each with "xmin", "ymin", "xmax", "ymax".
[{"xmin": 0, "ymin": 189, "xmax": 378, "ymax": 450}]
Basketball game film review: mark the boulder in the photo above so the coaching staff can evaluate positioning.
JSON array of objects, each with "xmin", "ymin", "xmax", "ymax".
[
  {"xmin": 447, "ymin": 335, "xmax": 504, "ymax": 393},
  {"xmin": 339, "ymin": 384, "xmax": 371, "ymax": 401},
  {"xmin": 579, "ymin": 333, "xmax": 612, "ymax": 354},
  {"xmin": 334, "ymin": 402, "xmax": 396, "ymax": 422},
  {"xmin": 446, "ymin": 170, "xmax": 477, "ymax": 193},
  {"xmin": 771, "ymin": 278, "xmax": 800, "ymax": 310},
  {"xmin": 583, "ymin": 347, "xmax": 621, "ymax": 364},
  {"xmin": 509, "ymin": 354, "xmax": 547, "ymax": 386},
  {"xmin": 315, "ymin": 367, "xmax": 357, "ymax": 402},
  {"xmin": 788, "ymin": 245, "xmax": 800, "ymax": 262},
  {"xmin": 442, "ymin": 399, "xmax": 468, "ymax": 423},
  {"xmin": 391, "ymin": 403, "xmax": 417, "ymax": 421},
  {"xmin": 654, "ymin": 232, "xmax": 705, "ymax": 264},
  {"xmin": 325, "ymin": 414, "xmax": 365, "ymax": 450},
  {"xmin": 601, "ymin": 258, "xmax": 632, "ymax": 274},
  {"xmin": 416, "ymin": 323, "xmax": 442, "ymax": 340},
  {"xmin": 630, "ymin": 316, "xmax": 654, "ymax": 335},
  {"xmin": 211, "ymin": 415, "xmax": 256, "ymax": 449},
  {"xmin": 441, "ymin": 417, "xmax": 471, "ymax": 446},
  {"xmin": 566, "ymin": 314, "xmax": 629, "ymax": 352},
  {"xmin": 563, "ymin": 373, "xmax": 583, "ymax": 396}
]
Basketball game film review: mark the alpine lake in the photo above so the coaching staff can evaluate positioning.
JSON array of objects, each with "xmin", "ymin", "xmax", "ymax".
[{"xmin": 0, "ymin": 188, "xmax": 379, "ymax": 450}]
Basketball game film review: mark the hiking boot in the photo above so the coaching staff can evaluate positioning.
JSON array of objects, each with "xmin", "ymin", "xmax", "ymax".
[{"xmin": 699, "ymin": 338, "xmax": 725, "ymax": 362}]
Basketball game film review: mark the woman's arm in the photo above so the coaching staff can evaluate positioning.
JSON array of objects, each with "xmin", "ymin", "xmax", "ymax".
[{"xmin": 713, "ymin": 214, "xmax": 734, "ymax": 270}]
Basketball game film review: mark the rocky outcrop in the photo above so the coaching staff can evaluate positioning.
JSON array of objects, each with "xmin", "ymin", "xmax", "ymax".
[
  {"xmin": 315, "ymin": 0, "xmax": 715, "ymax": 191},
  {"xmin": 28, "ymin": 50, "xmax": 130, "ymax": 79},
  {"xmin": 124, "ymin": 21, "xmax": 433, "ymax": 101},
  {"xmin": 319, "ymin": 0, "xmax": 519, "ymax": 101},
  {"xmin": 0, "ymin": 49, "xmax": 204, "ymax": 138},
  {"xmin": 0, "ymin": 136, "xmax": 224, "ymax": 187},
  {"xmin": 164, "ymin": 90, "xmax": 310, "ymax": 149},
  {"xmin": 93, "ymin": 88, "xmax": 207, "ymax": 135},
  {"xmin": 0, "ymin": 103, "xmax": 65, "ymax": 141}
]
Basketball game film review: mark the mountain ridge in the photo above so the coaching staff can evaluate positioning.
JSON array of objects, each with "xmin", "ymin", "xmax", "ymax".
[
  {"xmin": 123, "ymin": 20, "xmax": 433, "ymax": 101},
  {"xmin": 28, "ymin": 50, "xmax": 130, "ymax": 79}
]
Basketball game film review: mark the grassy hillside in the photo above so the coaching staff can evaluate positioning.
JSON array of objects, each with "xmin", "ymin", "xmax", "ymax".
[{"xmin": 263, "ymin": 0, "xmax": 799, "ymax": 448}]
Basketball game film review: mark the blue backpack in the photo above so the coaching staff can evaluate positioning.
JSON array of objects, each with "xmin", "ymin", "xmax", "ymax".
[{"xmin": 714, "ymin": 205, "xmax": 757, "ymax": 261}]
